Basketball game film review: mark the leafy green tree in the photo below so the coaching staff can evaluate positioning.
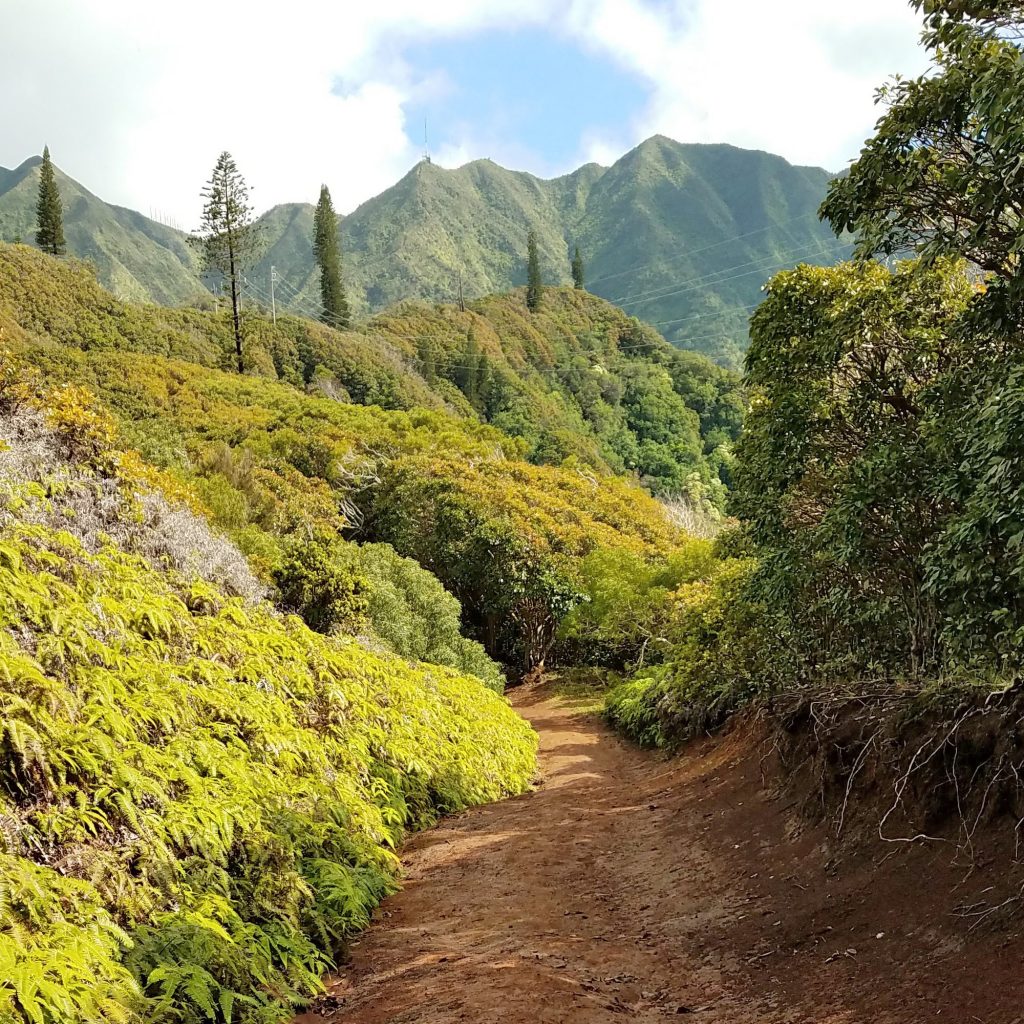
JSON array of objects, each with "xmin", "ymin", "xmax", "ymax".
[
  {"xmin": 193, "ymin": 152, "xmax": 263, "ymax": 373},
  {"xmin": 313, "ymin": 184, "xmax": 350, "ymax": 328},
  {"xmin": 526, "ymin": 229, "xmax": 543, "ymax": 311},
  {"xmin": 813, "ymin": 1, "xmax": 1024, "ymax": 670},
  {"xmin": 735, "ymin": 258, "xmax": 975, "ymax": 677},
  {"xmin": 356, "ymin": 542, "xmax": 506, "ymax": 690},
  {"xmin": 571, "ymin": 245, "xmax": 585, "ymax": 290},
  {"xmin": 821, "ymin": 1, "xmax": 1024, "ymax": 313},
  {"xmin": 35, "ymin": 146, "xmax": 65, "ymax": 256}
]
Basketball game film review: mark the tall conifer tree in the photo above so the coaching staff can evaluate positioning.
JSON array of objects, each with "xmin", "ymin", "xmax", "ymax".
[
  {"xmin": 193, "ymin": 152, "xmax": 263, "ymax": 373},
  {"xmin": 313, "ymin": 185, "xmax": 350, "ymax": 328},
  {"xmin": 526, "ymin": 229, "xmax": 543, "ymax": 312},
  {"xmin": 571, "ymin": 245, "xmax": 585, "ymax": 290},
  {"xmin": 35, "ymin": 146, "xmax": 65, "ymax": 256}
]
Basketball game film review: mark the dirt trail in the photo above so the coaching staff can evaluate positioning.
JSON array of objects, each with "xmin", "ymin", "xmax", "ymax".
[{"xmin": 299, "ymin": 683, "xmax": 1024, "ymax": 1024}]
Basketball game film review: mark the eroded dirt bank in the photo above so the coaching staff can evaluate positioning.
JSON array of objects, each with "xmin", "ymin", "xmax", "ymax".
[{"xmin": 297, "ymin": 682, "xmax": 1024, "ymax": 1024}]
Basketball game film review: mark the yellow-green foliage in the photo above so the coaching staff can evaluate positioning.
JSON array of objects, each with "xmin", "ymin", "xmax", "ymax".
[
  {"xmin": 0, "ymin": 244, "xmax": 446, "ymax": 414},
  {"xmin": 369, "ymin": 288, "xmax": 741, "ymax": 495},
  {"xmin": 14, "ymin": 339, "xmax": 695, "ymax": 673},
  {"xmin": 555, "ymin": 541, "xmax": 718, "ymax": 668},
  {"xmin": 0, "ymin": 401, "xmax": 536, "ymax": 1022},
  {"xmin": 0, "ymin": 242, "xmax": 740, "ymax": 500},
  {"xmin": 603, "ymin": 555, "xmax": 793, "ymax": 746},
  {"xmin": 370, "ymin": 453, "xmax": 689, "ymax": 670}
]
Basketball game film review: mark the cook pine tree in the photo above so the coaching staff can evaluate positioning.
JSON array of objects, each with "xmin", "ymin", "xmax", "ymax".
[
  {"xmin": 193, "ymin": 152, "xmax": 263, "ymax": 373},
  {"xmin": 571, "ymin": 245, "xmax": 585, "ymax": 290},
  {"xmin": 526, "ymin": 229, "xmax": 543, "ymax": 312},
  {"xmin": 35, "ymin": 146, "xmax": 66, "ymax": 256},
  {"xmin": 313, "ymin": 185, "xmax": 350, "ymax": 328}
]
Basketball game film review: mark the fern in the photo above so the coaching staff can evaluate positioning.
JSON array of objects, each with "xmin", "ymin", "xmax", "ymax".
[{"xmin": 0, "ymin": 478, "xmax": 536, "ymax": 1024}]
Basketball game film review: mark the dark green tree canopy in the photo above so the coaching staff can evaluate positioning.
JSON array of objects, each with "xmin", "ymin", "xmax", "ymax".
[
  {"xmin": 193, "ymin": 152, "xmax": 263, "ymax": 373},
  {"xmin": 526, "ymin": 229, "xmax": 543, "ymax": 312},
  {"xmin": 313, "ymin": 184, "xmax": 350, "ymax": 329},
  {"xmin": 571, "ymin": 245, "xmax": 585, "ymax": 290},
  {"xmin": 35, "ymin": 145, "xmax": 65, "ymax": 257}
]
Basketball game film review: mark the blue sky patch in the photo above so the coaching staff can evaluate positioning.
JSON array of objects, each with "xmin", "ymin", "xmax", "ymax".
[{"xmin": 401, "ymin": 28, "xmax": 650, "ymax": 174}]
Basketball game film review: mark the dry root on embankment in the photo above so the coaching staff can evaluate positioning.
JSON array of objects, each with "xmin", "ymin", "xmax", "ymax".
[{"xmin": 757, "ymin": 684, "xmax": 1024, "ymax": 928}]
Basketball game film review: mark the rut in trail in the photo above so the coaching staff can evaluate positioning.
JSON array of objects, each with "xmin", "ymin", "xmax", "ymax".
[{"xmin": 297, "ymin": 683, "xmax": 1024, "ymax": 1024}]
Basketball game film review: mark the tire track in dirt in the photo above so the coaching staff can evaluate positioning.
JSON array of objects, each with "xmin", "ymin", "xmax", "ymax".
[{"xmin": 297, "ymin": 682, "xmax": 1024, "ymax": 1024}]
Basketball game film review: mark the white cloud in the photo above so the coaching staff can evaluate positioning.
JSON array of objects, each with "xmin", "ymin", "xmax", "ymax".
[
  {"xmin": 0, "ymin": 0, "xmax": 928, "ymax": 224},
  {"xmin": 565, "ymin": 0, "xmax": 928, "ymax": 173}
]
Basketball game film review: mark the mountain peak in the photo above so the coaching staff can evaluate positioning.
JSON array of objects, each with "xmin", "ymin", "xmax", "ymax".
[
  {"xmin": 0, "ymin": 137, "xmax": 849, "ymax": 367},
  {"xmin": 14, "ymin": 154, "xmax": 42, "ymax": 173}
]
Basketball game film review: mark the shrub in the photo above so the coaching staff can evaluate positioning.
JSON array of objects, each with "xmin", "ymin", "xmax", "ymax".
[
  {"xmin": 273, "ymin": 532, "xmax": 368, "ymax": 635},
  {"xmin": 604, "ymin": 559, "xmax": 793, "ymax": 746},
  {"xmin": 555, "ymin": 542, "xmax": 717, "ymax": 670},
  {"xmin": 355, "ymin": 542, "xmax": 505, "ymax": 691}
]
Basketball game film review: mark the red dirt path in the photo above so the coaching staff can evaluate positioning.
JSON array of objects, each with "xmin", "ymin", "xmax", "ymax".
[{"xmin": 297, "ymin": 681, "xmax": 1024, "ymax": 1024}]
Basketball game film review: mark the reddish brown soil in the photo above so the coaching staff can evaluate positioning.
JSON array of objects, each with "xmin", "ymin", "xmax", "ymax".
[{"xmin": 297, "ymin": 682, "xmax": 1024, "ymax": 1024}]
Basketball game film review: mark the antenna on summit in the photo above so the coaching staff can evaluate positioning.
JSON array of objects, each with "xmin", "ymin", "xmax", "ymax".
[{"xmin": 423, "ymin": 118, "xmax": 431, "ymax": 164}]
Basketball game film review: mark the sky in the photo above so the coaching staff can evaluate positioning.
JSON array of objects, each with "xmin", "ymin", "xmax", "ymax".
[{"xmin": 0, "ymin": 0, "xmax": 930, "ymax": 226}]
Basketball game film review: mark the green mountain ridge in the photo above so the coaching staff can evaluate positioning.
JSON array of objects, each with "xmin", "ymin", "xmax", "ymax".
[
  {"xmin": 0, "ymin": 137, "xmax": 850, "ymax": 366},
  {"xmin": 0, "ymin": 155, "xmax": 205, "ymax": 305}
]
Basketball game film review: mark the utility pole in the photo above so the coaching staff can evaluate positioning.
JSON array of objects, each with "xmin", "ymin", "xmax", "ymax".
[
  {"xmin": 270, "ymin": 265, "xmax": 278, "ymax": 325},
  {"xmin": 458, "ymin": 269, "xmax": 465, "ymax": 312}
]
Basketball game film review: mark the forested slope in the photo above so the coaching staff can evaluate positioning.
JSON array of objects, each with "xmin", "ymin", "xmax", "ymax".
[{"xmin": 0, "ymin": 244, "xmax": 741, "ymax": 502}]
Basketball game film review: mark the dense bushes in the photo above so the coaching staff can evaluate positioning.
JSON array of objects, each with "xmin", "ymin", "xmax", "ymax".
[
  {"xmin": 603, "ymin": 556, "xmax": 790, "ymax": 746},
  {"xmin": 273, "ymin": 532, "xmax": 367, "ymax": 634},
  {"xmin": 0, "ymin": 382, "xmax": 536, "ymax": 1024},
  {"xmin": 604, "ymin": 1, "xmax": 1024, "ymax": 746},
  {"xmin": 272, "ymin": 534, "xmax": 505, "ymax": 690},
  {"xmin": 735, "ymin": 257, "xmax": 977, "ymax": 679},
  {"xmin": 603, "ymin": 256, "xmax": 997, "ymax": 746},
  {"xmin": 8, "ymin": 339, "xmax": 695, "ymax": 675},
  {"xmin": 372, "ymin": 290, "xmax": 741, "ymax": 499},
  {"xmin": 369, "ymin": 453, "xmax": 685, "ymax": 671},
  {"xmin": 355, "ymin": 542, "xmax": 505, "ymax": 691},
  {"xmin": 0, "ymin": 244, "xmax": 741, "ymax": 505},
  {"xmin": 555, "ymin": 542, "xmax": 717, "ymax": 669}
]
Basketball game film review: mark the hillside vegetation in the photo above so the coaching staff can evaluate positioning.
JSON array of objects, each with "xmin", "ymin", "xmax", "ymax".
[
  {"xmin": 0, "ymin": 244, "xmax": 740, "ymax": 503},
  {"xmin": 0, "ymin": 242, "xmax": 707, "ymax": 676},
  {"xmin": 0, "ymin": 157, "xmax": 203, "ymax": 305},
  {"xmin": 596, "ymin": 2, "xmax": 1024, "ymax": 777},
  {"xmin": 0, "ymin": 366, "xmax": 535, "ymax": 1024},
  {"xmin": 0, "ymin": 216, "xmax": 734, "ymax": 1021},
  {"xmin": 1, "ymin": 137, "xmax": 849, "ymax": 365}
]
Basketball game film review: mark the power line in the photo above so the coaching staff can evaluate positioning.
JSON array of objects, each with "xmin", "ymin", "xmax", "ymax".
[
  {"xmin": 606, "ymin": 238, "xmax": 842, "ymax": 308},
  {"xmin": 606, "ymin": 239, "xmax": 829, "ymax": 307},
  {"xmin": 585, "ymin": 211, "xmax": 828, "ymax": 290}
]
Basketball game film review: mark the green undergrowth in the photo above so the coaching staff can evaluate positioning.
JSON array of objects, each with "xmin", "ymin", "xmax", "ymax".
[{"xmin": 0, "ymin": 380, "xmax": 536, "ymax": 1023}]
